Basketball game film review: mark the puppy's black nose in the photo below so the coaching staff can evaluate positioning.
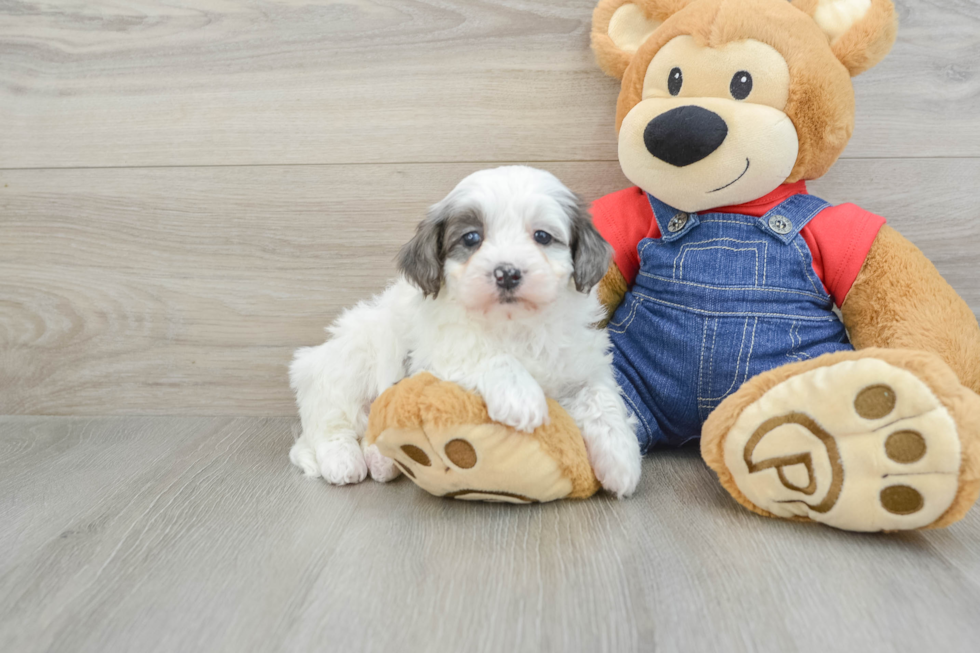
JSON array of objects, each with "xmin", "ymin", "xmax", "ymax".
[
  {"xmin": 644, "ymin": 106, "xmax": 728, "ymax": 167},
  {"xmin": 494, "ymin": 265, "xmax": 522, "ymax": 290}
]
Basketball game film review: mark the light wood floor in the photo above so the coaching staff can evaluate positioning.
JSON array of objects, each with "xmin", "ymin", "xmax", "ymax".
[
  {"xmin": 2, "ymin": 416, "xmax": 979, "ymax": 653},
  {"xmin": 2, "ymin": 1, "xmax": 980, "ymax": 651}
]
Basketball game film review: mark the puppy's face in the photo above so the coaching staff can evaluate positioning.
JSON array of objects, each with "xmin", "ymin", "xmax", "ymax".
[
  {"xmin": 443, "ymin": 196, "xmax": 573, "ymax": 315},
  {"xmin": 398, "ymin": 166, "xmax": 612, "ymax": 318}
]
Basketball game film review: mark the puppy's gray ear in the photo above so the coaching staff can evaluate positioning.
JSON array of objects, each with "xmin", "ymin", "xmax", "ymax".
[
  {"xmin": 569, "ymin": 197, "xmax": 613, "ymax": 292},
  {"xmin": 397, "ymin": 204, "xmax": 448, "ymax": 298}
]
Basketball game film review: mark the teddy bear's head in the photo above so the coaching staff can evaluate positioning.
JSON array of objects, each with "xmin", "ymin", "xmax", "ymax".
[{"xmin": 591, "ymin": 0, "xmax": 897, "ymax": 212}]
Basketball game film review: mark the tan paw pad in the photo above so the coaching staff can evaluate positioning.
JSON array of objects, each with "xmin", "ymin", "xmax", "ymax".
[
  {"xmin": 724, "ymin": 359, "xmax": 961, "ymax": 531},
  {"xmin": 374, "ymin": 424, "xmax": 573, "ymax": 504}
]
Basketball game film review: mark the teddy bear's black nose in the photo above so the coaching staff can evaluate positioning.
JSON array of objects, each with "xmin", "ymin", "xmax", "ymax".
[{"xmin": 644, "ymin": 106, "xmax": 729, "ymax": 167}]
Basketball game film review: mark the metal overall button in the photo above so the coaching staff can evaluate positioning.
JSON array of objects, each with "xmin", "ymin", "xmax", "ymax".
[
  {"xmin": 668, "ymin": 212, "xmax": 689, "ymax": 233},
  {"xmin": 768, "ymin": 214, "xmax": 793, "ymax": 234}
]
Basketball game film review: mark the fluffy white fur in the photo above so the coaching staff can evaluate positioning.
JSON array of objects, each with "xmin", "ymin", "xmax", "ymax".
[{"xmin": 289, "ymin": 166, "xmax": 642, "ymax": 497}]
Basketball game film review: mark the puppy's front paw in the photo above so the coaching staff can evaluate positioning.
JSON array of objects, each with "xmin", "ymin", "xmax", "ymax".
[
  {"xmin": 363, "ymin": 443, "xmax": 400, "ymax": 482},
  {"xmin": 589, "ymin": 434, "xmax": 642, "ymax": 499},
  {"xmin": 317, "ymin": 437, "xmax": 368, "ymax": 485},
  {"xmin": 291, "ymin": 435, "xmax": 368, "ymax": 485},
  {"xmin": 484, "ymin": 382, "xmax": 549, "ymax": 433},
  {"xmin": 594, "ymin": 456, "xmax": 641, "ymax": 499},
  {"xmin": 289, "ymin": 437, "xmax": 321, "ymax": 477}
]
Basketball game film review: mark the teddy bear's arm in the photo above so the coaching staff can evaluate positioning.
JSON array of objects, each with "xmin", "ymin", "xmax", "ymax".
[
  {"xmin": 841, "ymin": 225, "xmax": 980, "ymax": 394},
  {"xmin": 596, "ymin": 262, "xmax": 629, "ymax": 327}
]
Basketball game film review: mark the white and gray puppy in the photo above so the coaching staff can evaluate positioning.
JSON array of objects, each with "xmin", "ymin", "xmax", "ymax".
[{"xmin": 289, "ymin": 166, "xmax": 642, "ymax": 497}]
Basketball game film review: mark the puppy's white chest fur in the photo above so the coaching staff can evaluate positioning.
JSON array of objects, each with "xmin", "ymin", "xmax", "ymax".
[{"xmin": 400, "ymin": 279, "xmax": 608, "ymax": 400}]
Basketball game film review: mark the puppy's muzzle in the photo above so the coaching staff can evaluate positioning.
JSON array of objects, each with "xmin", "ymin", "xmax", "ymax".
[
  {"xmin": 644, "ymin": 105, "xmax": 728, "ymax": 167},
  {"xmin": 493, "ymin": 264, "xmax": 522, "ymax": 291}
]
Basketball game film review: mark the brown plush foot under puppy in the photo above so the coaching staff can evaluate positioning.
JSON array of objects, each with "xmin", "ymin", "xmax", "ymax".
[{"xmin": 365, "ymin": 373, "xmax": 600, "ymax": 503}]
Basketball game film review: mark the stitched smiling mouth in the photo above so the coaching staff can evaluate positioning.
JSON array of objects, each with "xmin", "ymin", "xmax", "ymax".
[{"xmin": 708, "ymin": 158, "xmax": 750, "ymax": 193}]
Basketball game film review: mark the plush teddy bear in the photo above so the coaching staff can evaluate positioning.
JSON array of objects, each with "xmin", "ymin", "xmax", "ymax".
[
  {"xmin": 368, "ymin": 0, "xmax": 980, "ymax": 531},
  {"xmin": 587, "ymin": 0, "xmax": 980, "ymax": 530}
]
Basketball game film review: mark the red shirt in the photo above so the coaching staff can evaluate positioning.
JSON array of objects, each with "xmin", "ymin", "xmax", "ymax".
[{"xmin": 591, "ymin": 182, "xmax": 885, "ymax": 307}]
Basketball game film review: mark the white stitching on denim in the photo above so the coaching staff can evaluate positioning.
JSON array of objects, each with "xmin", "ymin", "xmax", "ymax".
[
  {"xmin": 705, "ymin": 320, "xmax": 719, "ymax": 406},
  {"xmin": 635, "ymin": 273, "xmax": 829, "ymax": 302},
  {"xmin": 675, "ymin": 237, "xmax": 766, "ymax": 246},
  {"xmin": 607, "ymin": 296, "xmax": 633, "ymax": 329},
  {"xmin": 799, "ymin": 201, "xmax": 829, "ymax": 226},
  {"xmin": 795, "ymin": 323, "xmax": 808, "ymax": 360},
  {"xmin": 696, "ymin": 318, "xmax": 709, "ymax": 417},
  {"xmin": 797, "ymin": 324, "xmax": 813, "ymax": 360},
  {"xmin": 672, "ymin": 238, "xmax": 766, "ymax": 279},
  {"xmin": 762, "ymin": 242, "xmax": 768, "ymax": 286},
  {"xmin": 678, "ymin": 246, "xmax": 759, "ymax": 282},
  {"xmin": 786, "ymin": 320, "xmax": 816, "ymax": 362},
  {"xmin": 786, "ymin": 321, "xmax": 802, "ymax": 362},
  {"xmin": 704, "ymin": 317, "xmax": 749, "ymax": 401},
  {"xmin": 792, "ymin": 240, "xmax": 824, "ymax": 296},
  {"xmin": 743, "ymin": 317, "xmax": 758, "ymax": 387},
  {"xmin": 638, "ymin": 237, "xmax": 661, "ymax": 261},
  {"xmin": 630, "ymin": 291, "xmax": 840, "ymax": 321},
  {"xmin": 697, "ymin": 320, "xmax": 718, "ymax": 420},
  {"xmin": 619, "ymin": 387, "xmax": 654, "ymax": 447},
  {"xmin": 607, "ymin": 295, "xmax": 643, "ymax": 334},
  {"xmin": 791, "ymin": 321, "xmax": 799, "ymax": 361},
  {"xmin": 698, "ymin": 219, "xmax": 756, "ymax": 226},
  {"xmin": 697, "ymin": 319, "xmax": 745, "ymax": 407}
]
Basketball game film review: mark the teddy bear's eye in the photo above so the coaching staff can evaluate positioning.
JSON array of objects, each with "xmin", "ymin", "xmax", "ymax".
[
  {"xmin": 668, "ymin": 67, "xmax": 683, "ymax": 96},
  {"xmin": 730, "ymin": 71, "xmax": 753, "ymax": 100}
]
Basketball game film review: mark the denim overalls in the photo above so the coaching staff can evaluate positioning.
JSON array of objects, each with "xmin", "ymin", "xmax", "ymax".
[{"xmin": 608, "ymin": 192, "xmax": 854, "ymax": 452}]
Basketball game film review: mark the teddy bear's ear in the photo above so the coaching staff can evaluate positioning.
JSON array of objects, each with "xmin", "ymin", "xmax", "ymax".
[
  {"xmin": 591, "ymin": 0, "xmax": 681, "ymax": 79},
  {"xmin": 793, "ymin": 0, "xmax": 898, "ymax": 76}
]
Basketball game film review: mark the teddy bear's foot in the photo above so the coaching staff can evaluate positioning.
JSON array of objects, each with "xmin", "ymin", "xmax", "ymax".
[
  {"xmin": 372, "ymin": 422, "xmax": 575, "ymax": 503},
  {"xmin": 702, "ymin": 349, "xmax": 980, "ymax": 531},
  {"xmin": 365, "ymin": 372, "xmax": 600, "ymax": 503}
]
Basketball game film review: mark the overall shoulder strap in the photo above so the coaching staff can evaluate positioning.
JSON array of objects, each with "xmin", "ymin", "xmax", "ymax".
[
  {"xmin": 647, "ymin": 193, "xmax": 701, "ymax": 243},
  {"xmin": 757, "ymin": 194, "xmax": 832, "ymax": 244}
]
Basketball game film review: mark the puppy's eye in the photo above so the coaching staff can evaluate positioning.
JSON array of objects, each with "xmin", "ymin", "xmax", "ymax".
[
  {"xmin": 668, "ymin": 67, "xmax": 683, "ymax": 96},
  {"xmin": 461, "ymin": 231, "xmax": 482, "ymax": 247},
  {"xmin": 730, "ymin": 71, "xmax": 752, "ymax": 100},
  {"xmin": 533, "ymin": 230, "xmax": 553, "ymax": 245}
]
